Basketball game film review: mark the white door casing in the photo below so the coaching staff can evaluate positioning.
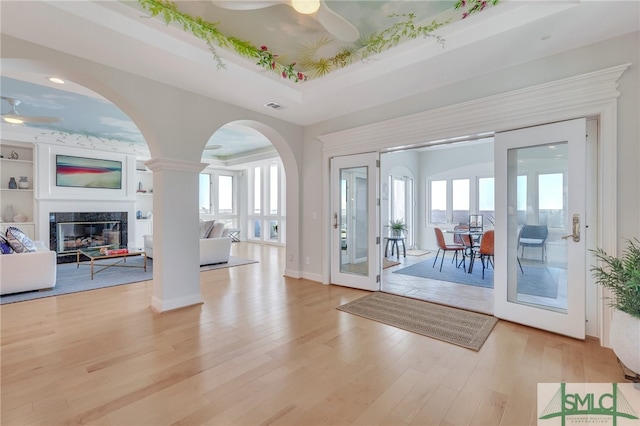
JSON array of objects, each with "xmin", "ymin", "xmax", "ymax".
[
  {"xmin": 494, "ymin": 118, "xmax": 587, "ymax": 339},
  {"xmin": 330, "ymin": 152, "xmax": 380, "ymax": 291}
]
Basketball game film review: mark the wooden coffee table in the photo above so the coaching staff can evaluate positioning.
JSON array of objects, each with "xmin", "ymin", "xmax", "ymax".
[{"xmin": 77, "ymin": 247, "xmax": 147, "ymax": 280}]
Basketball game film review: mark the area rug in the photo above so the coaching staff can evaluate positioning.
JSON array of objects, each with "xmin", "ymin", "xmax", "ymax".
[
  {"xmin": 383, "ymin": 259, "xmax": 400, "ymax": 269},
  {"xmin": 393, "ymin": 257, "xmax": 560, "ymax": 299},
  {"xmin": 0, "ymin": 256, "xmax": 258, "ymax": 305},
  {"xmin": 406, "ymin": 249, "xmax": 430, "ymax": 256},
  {"xmin": 337, "ymin": 292, "xmax": 498, "ymax": 351}
]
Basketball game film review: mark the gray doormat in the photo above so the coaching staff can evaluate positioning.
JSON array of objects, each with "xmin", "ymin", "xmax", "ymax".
[{"xmin": 338, "ymin": 292, "xmax": 498, "ymax": 351}]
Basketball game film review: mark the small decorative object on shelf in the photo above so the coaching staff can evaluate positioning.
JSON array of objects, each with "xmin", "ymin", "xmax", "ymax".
[
  {"xmin": 8, "ymin": 177, "xmax": 17, "ymax": 189},
  {"xmin": 13, "ymin": 213, "xmax": 27, "ymax": 222},
  {"xmin": 3, "ymin": 204, "xmax": 15, "ymax": 222},
  {"xmin": 9, "ymin": 150, "xmax": 19, "ymax": 160},
  {"xmin": 18, "ymin": 176, "xmax": 29, "ymax": 189}
]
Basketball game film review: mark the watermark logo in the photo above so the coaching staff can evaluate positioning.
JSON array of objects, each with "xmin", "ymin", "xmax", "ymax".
[{"xmin": 538, "ymin": 383, "xmax": 640, "ymax": 425}]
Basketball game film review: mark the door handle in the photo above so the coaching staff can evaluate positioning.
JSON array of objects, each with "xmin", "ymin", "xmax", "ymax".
[
  {"xmin": 333, "ymin": 213, "xmax": 338, "ymax": 229},
  {"xmin": 561, "ymin": 214, "xmax": 580, "ymax": 242}
]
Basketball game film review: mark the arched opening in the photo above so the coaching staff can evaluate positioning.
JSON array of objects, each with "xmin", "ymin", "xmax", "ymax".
[{"xmin": 200, "ymin": 120, "xmax": 300, "ymax": 276}]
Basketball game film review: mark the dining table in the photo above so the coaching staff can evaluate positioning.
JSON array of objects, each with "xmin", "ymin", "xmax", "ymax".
[{"xmin": 445, "ymin": 229, "xmax": 484, "ymax": 273}]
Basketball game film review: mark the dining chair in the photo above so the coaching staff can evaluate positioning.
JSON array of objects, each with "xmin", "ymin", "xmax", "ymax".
[
  {"xmin": 478, "ymin": 230, "xmax": 494, "ymax": 279},
  {"xmin": 432, "ymin": 227, "xmax": 465, "ymax": 272},
  {"xmin": 453, "ymin": 224, "xmax": 469, "ymax": 271}
]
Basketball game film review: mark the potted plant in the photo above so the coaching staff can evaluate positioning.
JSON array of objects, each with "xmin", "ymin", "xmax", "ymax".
[
  {"xmin": 591, "ymin": 238, "xmax": 640, "ymax": 374},
  {"xmin": 388, "ymin": 219, "xmax": 407, "ymax": 238}
]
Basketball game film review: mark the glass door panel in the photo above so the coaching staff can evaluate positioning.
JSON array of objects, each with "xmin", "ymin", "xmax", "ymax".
[
  {"xmin": 495, "ymin": 118, "xmax": 586, "ymax": 339},
  {"xmin": 340, "ymin": 167, "xmax": 369, "ymax": 274},
  {"xmin": 507, "ymin": 144, "xmax": 568, "ymax": 312},
  {"xmin": 331, "ymin": 153, "xmax": 379, "ymax": 291}
]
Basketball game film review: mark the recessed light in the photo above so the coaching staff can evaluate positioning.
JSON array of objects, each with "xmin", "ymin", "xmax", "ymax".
[{"xmin": 47, "ymin": 77, "xmax": 65, "ymax": 84}]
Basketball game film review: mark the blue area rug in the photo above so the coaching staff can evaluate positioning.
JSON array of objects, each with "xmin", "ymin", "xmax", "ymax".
[
  {"xmin": 393, "ymin": 257, "xmax": 560, "ymax": 299},
  {"xmin": 0, "ymin": 256, "xmax": 258, "ymax": 304}
]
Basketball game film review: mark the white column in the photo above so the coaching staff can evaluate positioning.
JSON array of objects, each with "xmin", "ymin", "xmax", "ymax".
[{"xmin": 145, "ymin": 158, "xmax": 208, "ymax": 313}]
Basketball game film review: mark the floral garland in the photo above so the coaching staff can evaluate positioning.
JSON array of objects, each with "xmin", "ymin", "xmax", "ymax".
[
  {"xmin": 136, "ymin": 0, "xmax": 499, "ymax": 82},
  {"xmin": 456, "ymin": 0, "xmax": 501, "ymax": 19}
]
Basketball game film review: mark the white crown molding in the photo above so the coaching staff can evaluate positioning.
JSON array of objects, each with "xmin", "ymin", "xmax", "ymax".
[{"xmin": 319, "ymin": 63, "xmax": 630, "ymax": 155}]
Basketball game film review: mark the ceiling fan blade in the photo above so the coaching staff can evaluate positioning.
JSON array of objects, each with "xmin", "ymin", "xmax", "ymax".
[
  {"xmin": 211, "ymin": 0, "xmax": 284, "ymax": 11},
  {"xmin": 2, "ymin": 113, "xmax": 63, "ymax": 124},
  {"xmin": 316, "ymin": 0, "xmax": 359, "ymax": 42},
  {"xmin": 21, "ymin": 115, "xmax": 62, "ymax": 124},
  {"xmin": 1, "ymin": 97, "xmax": 63, "ymax": 124}
]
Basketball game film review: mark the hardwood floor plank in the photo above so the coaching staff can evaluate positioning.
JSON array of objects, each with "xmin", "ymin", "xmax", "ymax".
[{"xmin": 0, "ymin": 243, "xmax": 627, "ymax": 426}]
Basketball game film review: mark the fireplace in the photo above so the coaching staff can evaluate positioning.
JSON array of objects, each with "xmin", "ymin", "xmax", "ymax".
[{"xmin": 50, "ymin": 212, "xmax": 128, "ymax": 262}]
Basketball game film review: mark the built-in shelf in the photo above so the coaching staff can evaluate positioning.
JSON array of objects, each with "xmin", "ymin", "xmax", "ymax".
[{"xmin": 1, "ymin": 142, "xmax": 35, "ymax": 232}]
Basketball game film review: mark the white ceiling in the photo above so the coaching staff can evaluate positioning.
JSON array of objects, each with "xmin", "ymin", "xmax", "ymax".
[{"xmin": 1, "ymin": 0, "xmax": 639, "ymax": 160}]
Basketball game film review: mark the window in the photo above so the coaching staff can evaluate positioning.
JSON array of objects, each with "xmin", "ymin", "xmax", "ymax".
[
  {"xmin": 391, "ymin": 177, "xmax": 406, "ymax": 223},
  {"xmin": 517, "ymin": 175, "xmax": 527, "ymax": 224},
  {"xmin": 478, "ymin": 177, "xmax": 495, "ymax": 224},
  {"xmin": 390, "ymin": 175, "xmax": 414, "ymax": 247},
  {"xmin": 218, "ymin": 175, "xmax": 233, "ymax": 214},
  {"xmin": 199, "ymin": 171, "xmax": 238, "ymax": 228},
  {"xmin": 199, "ymin": 173, "xmax": 211, "ymax": 213},
  {"xmin": 269, "ymin": 164, "xmax": 278, "ymax": 215},
  {"xmin": 248, "ymin": 161, "xmax": 286, "ymax": 243},
  {"xmin": 430, "ymin": 180, "xmax": 447, "ymax": 223},
  {"xmin": 429, "ymin": 177, "xmax": 494, "ymax": 225},
  {"xmin": 539, "ymin": 172, "xmax": 564, "ymax": 227},
  {"xmin": 451, "ymin": 178, "xmax": 470, "ymax": 224},
  {"xmin": 253, "ymin": 166, "xmax": 261, "ymax": 214}
]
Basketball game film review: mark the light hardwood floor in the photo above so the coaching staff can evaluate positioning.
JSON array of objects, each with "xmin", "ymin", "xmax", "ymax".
[{"xmin": 1, "ymin": 243, "xmax": 625, "ymax": 425}]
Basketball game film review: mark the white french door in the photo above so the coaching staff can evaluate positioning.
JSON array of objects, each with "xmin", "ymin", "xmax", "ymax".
[
  {"xmin": 494, "ymin": 118, "xmax": 587, "ymax": 339},
  {"xmin": 330, "ymin": 152, "xmax": 380, "ymax": 291}
]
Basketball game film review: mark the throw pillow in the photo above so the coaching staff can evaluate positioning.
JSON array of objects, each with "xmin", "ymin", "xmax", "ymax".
[
  {"xmin": 209, "ymin": 222, "xmax": 226, "ymax": 238},
  {"xmin": 5, "ymin": 226, "xmax": 37, "ymax": 253},
  {"xmin": 0, "ymin": 235, "xmax": 14, "ymax": 254},
  {"xmin": 199, "ymin": 220, "xmax": 216, "ymax": 239}
]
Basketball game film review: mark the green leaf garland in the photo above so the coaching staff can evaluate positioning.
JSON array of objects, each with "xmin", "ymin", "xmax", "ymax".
[{"xmin": 136, "ymin": 0, "xmax": 499, "ymax": 82}]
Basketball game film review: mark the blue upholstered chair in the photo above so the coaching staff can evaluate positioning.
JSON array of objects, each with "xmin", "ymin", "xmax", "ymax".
[{"xmin": 518, "ymin": 224, "xmax": 548, "ymax": 261}]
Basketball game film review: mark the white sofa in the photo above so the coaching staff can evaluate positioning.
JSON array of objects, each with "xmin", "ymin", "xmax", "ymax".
[
  {"xmin": 1, "ymin": 246, "xmax": 57, "ymax": 295},
  {"xmin": 143, "ymin": 223, "xmax": 232, "ymax": 266}
]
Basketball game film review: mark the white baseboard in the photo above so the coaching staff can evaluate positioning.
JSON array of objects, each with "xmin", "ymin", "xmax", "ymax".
[
  {"xmin": 150, "ymin": 294, "xmax": 203, "ymax": 313},
  {"xmin": 301, "ymin": 271, "xmax": 323, "ymax": 283}
]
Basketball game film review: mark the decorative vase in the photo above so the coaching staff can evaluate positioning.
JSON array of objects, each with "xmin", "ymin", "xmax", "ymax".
[
  {"xmin": 18, "ymin": 176, "xmax": 29, "ymax": 189},
  {"xmin": 610, "ymin": 309, "xmax": 640, "ymax": 374},
  {"xmin": 13, "ymin": 212, "xmax": 27, "ymax": 222},
  {"xmin": 8, "ymin": 177, "xmax": 17, "ymax": 189},
  {"xmin": 3, "ymin": 204, "xmax": 15, "ymax": 222}
]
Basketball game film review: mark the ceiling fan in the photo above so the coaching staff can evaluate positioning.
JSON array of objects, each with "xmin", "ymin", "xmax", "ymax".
[
  {"xmin": 1, "ymin": 97, "xmax": 63, "ymax": 124},
  {"xmin": 212, "ymin": 0, "xmax": 360, "ymax": 42}
]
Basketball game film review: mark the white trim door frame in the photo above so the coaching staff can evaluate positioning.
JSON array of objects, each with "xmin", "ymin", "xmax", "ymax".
[{"xmin": 494, "ymin": 118, "xmax": 587, "ymax": 339}]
